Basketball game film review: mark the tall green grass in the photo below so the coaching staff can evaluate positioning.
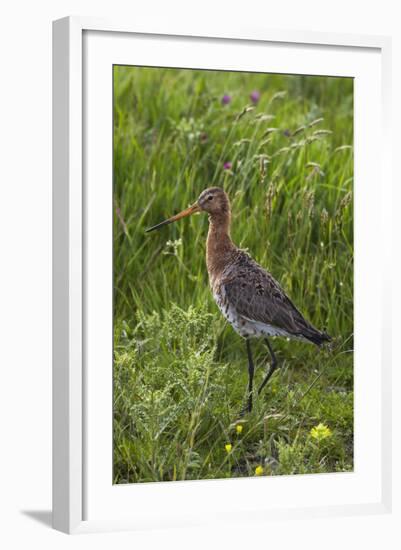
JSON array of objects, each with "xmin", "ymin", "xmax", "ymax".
[{"xmin": 113, "ymin": 66, "xmax": 353, "ymax": 483}]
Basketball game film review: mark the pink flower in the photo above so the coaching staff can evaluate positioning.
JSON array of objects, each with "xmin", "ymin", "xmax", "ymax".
[
  {"xmin": 221, "ymin": 94, "xmax": 232, "ymax": 105},
  {"xmin": 223, "ymin": 162, "xmax": 232, "ymax": 170},
  {"xmin": 250, "ymin": 90, "xmax": 261, "ymax": 104}
]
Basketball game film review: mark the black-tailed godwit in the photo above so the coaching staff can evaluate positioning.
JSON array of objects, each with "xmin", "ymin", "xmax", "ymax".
[{"xmin": 146, "ymin": 187, "xmax": 331, "ymax": 413}]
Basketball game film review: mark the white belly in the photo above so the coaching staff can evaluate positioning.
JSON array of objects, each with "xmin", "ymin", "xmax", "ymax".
[{"xmin": 212, "ymin": 287, "xmax": 291, "ymax": 339}]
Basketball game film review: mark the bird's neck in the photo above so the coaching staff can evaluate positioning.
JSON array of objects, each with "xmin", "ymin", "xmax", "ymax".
[{"xmin": 206, "ymin": 213, "xmax": 236, "ymax": 285}]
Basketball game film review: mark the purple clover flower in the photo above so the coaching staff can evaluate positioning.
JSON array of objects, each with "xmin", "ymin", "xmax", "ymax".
[
  {"xmin": 223, "ymin": 161, "xmax": 232, "ymax": 170},
  {"xmin": 221, "ymin": 94, "xmax": 232, "ymax": 105},
  {"xmin": 250, "ymin": 90, "xmax": 261, "ymax": 104}
]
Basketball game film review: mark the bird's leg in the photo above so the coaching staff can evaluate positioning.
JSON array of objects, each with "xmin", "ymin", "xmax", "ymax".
[
  {"xmin": 240, "ymin": 338, "xmax": 254, "ymax": 415},
  {"xmin": 257, "ymin": 337, "xmax": 278, "ymax": 395}
]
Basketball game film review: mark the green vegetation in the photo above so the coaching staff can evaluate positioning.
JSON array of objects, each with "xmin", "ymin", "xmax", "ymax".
[{"xmin": 113, "ymin": 66, "xmax": 353, "ymax": 483}]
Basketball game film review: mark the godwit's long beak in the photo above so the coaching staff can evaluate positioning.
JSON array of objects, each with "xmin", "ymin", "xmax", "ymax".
[{"xmin": 146, "ymin": 203, "xmax": 201, "ymax": 233}]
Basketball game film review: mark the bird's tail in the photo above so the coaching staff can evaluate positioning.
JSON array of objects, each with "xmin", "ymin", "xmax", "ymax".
[{"xmin": 303, "ymin": 327, "xmax": 332, "ymax": 347}]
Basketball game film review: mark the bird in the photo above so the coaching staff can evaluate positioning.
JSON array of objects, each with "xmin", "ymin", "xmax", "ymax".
[{"xmin": 146, "ymin": 187, "xmax": 331, "ymax": 414}]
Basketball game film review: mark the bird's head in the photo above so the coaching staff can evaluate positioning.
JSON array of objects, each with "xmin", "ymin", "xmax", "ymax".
[
  {"xmin": 197, "ymin": 187, "xmax": 230, "ymax": 215},
  {"xmin": 145, "ymin": 187, "xmax": 230, "ymax": 233}
]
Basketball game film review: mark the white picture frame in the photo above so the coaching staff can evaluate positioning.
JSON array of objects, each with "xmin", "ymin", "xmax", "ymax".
[{"xmin": 52, "ymin": 16, "xmax": 392, "ymax": 534}]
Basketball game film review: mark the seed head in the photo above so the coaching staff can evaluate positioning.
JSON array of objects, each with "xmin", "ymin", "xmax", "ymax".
[{"xmin": 320, "ymin": 208, "xmax": 329, "ymax": 226}]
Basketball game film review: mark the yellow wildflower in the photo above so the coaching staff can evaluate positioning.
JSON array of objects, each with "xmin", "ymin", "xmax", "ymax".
[
  {"xmin": 310, "ymin": 423, "xmax": 332, "ymax": 441},
  {"xmin": 236, "ymin": 424, "xmax": 243, "ymax": 435},
  {"xmin": 225, "ymin": 443, "xmax": 232, "ymax": 453},
  {"xmin": 255, "ymin": 465, "xmax": 264, "ymax": 476}
]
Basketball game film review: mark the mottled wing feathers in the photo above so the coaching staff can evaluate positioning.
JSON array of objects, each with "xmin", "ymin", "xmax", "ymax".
[{"xmin": 220, "ymin": 250, "xmax": 329, "ymax": 344}]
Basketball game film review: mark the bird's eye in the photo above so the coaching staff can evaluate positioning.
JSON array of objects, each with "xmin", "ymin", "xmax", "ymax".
[{"xmin": 207, "ymin": 195, "xmax": 213, "ymax": 201}]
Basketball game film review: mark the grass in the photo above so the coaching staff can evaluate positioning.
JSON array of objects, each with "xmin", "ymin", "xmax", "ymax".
[{"xmin": 113, "ymin": 66, "xmax": 354, "ymax": 483}]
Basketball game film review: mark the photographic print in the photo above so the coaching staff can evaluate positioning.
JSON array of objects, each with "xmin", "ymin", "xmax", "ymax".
[{"xmin": 113, "ymin": 66, "xmax": 353, "ymax": 484}]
